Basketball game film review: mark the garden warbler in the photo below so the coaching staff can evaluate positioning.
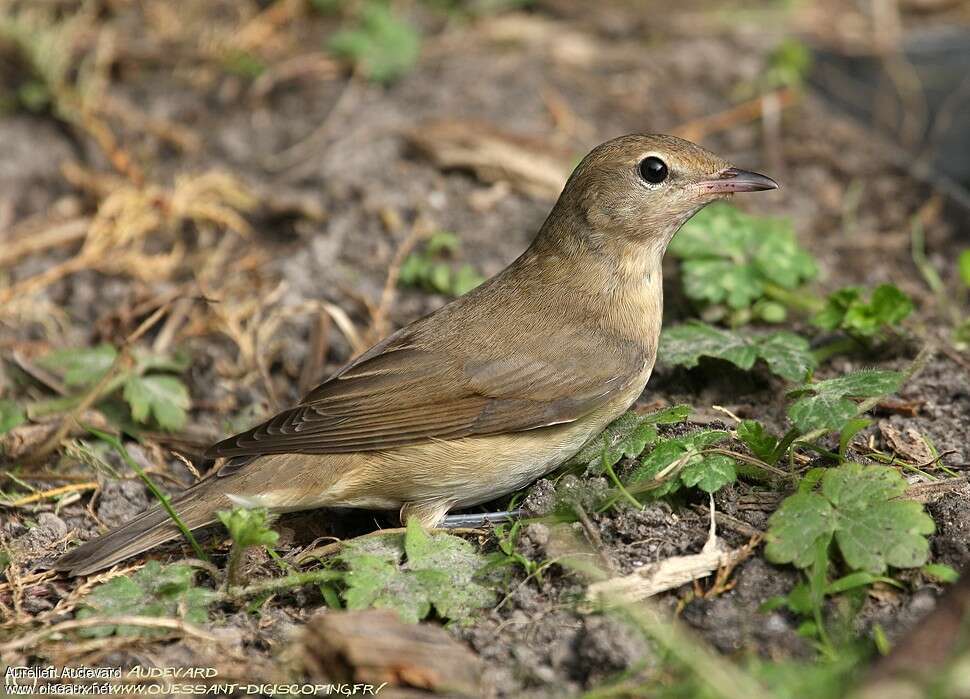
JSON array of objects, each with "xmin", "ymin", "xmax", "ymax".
[{"xmin": 54, "ymin": 134, "xmax": 777, "ymax": 575}]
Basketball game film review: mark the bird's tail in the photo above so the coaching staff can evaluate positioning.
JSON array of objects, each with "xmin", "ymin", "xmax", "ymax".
[{"xmin": 52, "ymin": 481, "xmax": 219, "ymax": 576}]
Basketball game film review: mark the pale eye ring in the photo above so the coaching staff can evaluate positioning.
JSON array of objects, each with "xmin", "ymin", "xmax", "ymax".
[{"xmin": 638, "ymin": 156, "xmax": 669, "ymax": 184}]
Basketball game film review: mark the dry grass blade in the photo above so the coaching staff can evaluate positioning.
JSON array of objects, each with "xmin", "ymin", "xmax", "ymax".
[
  {"xmin": 0, "ymin": 170, "xmax": 257, "ymax": 310},
  {"xmin": 4, "ymin": 482, "xmax": 99, "ymax": 508},
  {"xmin": 0, "ymin": 614, "xmax": 219, "ymax": 653},
  {"xmin": 585, "ymin": 498, "xmax": 756, "ymax": 606}
]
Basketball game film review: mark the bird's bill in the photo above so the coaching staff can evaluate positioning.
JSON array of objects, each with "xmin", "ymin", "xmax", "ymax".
[{"xmin": 695, "ymin": 167, "xmax": 779, "ymax": 194}]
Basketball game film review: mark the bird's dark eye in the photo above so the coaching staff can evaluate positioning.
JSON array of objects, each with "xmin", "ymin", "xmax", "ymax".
[{"xmin": 638, "ymin": 156, "xmax": 669, "ymax": 185}]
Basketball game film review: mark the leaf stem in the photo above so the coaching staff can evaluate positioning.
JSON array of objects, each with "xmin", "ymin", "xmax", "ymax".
[
  {"xmin": 811, "ymin": 336, "xmax": 862, "ymax": 364},
  {"xmin": 763, "ymin": 282, "xmax": 825, "ymax": 314},
  {"xmin": 601, "ymin": 453, "xmax": 642, "ymax": 509}
]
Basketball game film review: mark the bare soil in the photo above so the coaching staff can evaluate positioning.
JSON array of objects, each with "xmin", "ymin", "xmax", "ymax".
[{"xmin": 1, "ymin": 1, "xmax": 969, "ymax": 697}]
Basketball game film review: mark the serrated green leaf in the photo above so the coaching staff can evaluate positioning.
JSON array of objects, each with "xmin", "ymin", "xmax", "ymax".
[
  {"xmin": 660, "ymin": 322, "xmax": 759, "ymax": 370},
  {"xmin": 569, "ymin": 405, "xmax": 691, "ymax": 469},
  {"xmin": 765, "ymin": 492, "xmax": 835, "ymax": 568},
  {"xmin": 811, "ymin": 370, "xmax": 903, "ymax": 399},
  {"xmin": 813, "ymin": 287, "xmax": 860, "ymax": 331},
  {"xmin": 217, "ymin": 507, "xmax": 278, "ymax": 548},
  {"xmin": 767, "ymin": 463, "xmax": 935, "ymax": 575},
  {"xmin": 123, "ymin": 374, "xmax": 190, "ymax": 431},
  {"xmin": 76, "ymin": 562, "xmax": 215, "ymax": 637},
  {"xmin": 0, "ymin": 399, "xmax": 26, "ymax": 434},
  {"xmin": 736, "ymin": 420, "xmax": 780, "ymax": 462},
  {"xmin": 788, "ymin": 394, "xmax": 858, "ymax": 433},
  {"xmin": 813, "ymin": 284, "xmax": 913, "ymax": 336},
  {"xmin": 628, "ymin": 429, "xmax": 733, "ymax": 495},
  {"xmin": 38, "ymin": 344, "xmax": 117, "ymax": 387},
  {"xmin": 660, "ymin": 322, "xmax": 815, "ymax": 382},
  {"xmin": 339, "ymin": 521, "xmax": 494, "ymax": 624},
  {"xmin": 755, "ymin": 331, "xmax": 814, "ymax": 381},
  {"xmin": 787, "ymin": 370, "xmax": 903, "ymax": 434},
  {"xmin": 681, "ymin": 453, "xmax": 737, "ymax": 493},
  {"xmin": 670, "ymin": 203, "xmax": 816, "ymax": 316}
]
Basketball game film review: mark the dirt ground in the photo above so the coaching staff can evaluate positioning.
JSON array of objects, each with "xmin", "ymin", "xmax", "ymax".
[{"xmin": 2, "ymin": 1, "xmax": 969, "ymax": 697}]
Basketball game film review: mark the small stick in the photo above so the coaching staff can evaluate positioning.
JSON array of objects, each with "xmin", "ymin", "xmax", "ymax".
[{"xmin": 5, "ymin": 482, "xmax": 99, "ymax": 508}]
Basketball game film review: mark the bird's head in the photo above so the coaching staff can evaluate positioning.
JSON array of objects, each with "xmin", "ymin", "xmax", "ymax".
[{"xmin": 551, "ymin": 133, "xmax": 777, "ymax": 259}]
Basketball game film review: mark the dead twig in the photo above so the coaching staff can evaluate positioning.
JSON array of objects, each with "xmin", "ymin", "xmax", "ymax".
[{"xmin": 4, "ymin": 482, "xmax": 99, "ymax": 508}]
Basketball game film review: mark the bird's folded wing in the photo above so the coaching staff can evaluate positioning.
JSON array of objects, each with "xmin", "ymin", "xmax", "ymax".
[{"xmin": 205, "ymin": 330, "xmax": 640, "ymax": 459}]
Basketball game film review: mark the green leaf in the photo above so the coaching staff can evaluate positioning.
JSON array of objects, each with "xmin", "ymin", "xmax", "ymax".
[
  {"xmin": 826, "ymin": 571, "xmax": 899, "ymax": 595},
  {"xmin": 123, "ymin": 375, "xmax": 190, "ymax": 431},
  {"xmin": 787, "ymin": 370, "xmax": 903, "ymax": 433},
  {"xmin": 669, "ymin": 203, "xmax": 816, "ymax": 315},
  {"xmin": 398, "ymin": 234, "xmax": 483, "ymax": 297},
  {"xmin": 403, "ymin": 518, "xmax": 495, "ymax": 622},
  {"xmin": 788, "ymin": 394, "xmax": 858, "ymax": 433},
  {"xmin": 766, "ymin": 463, "xmax": 935, "ymax": 574},
  {"xmin": 75, "ymin": 562, "xmax": 215, "ymax": 637},
  {"xmin": 629, "ymin": 429, "xmax": 735, "ymax": 495},
  {"xmin": 764, "ymin": 493, "xmax": 835, "ymax": 568},
  {"xmin": 813, "ymin": 284, "xmax": 913, "ymax": 336},
  {"xmin": 959, "ymin": 249, "xmax": 970, "ymax": 288},
  {"xmin": 37, "ymin": 344, "xmax": 117, "ymax": 387},
  {"xmin": 452, "ymin": 265, "xmax": 484, "ymax": 295},
  {"xmin": 569, "ymin": 405, "xmax": 690, "ymax": 469},
  {"xmin": 736, "ymin": 420, "xmax": 780, "ymax": 462},
  {"xmin": 217, "ymin": 507, "xmax": 279, "ymax": 549},
  {"xmin": 813, "ymin": 370, "xmax": 904, "ymax": 398},
  {"xmin": 755, "ymin": 331, "xmax": 816, "ymax": 382},
  {"xmin": 922, "ymin": 563, "xmax": 959, "ymax": 583},
  {"xmin": 0, "ymin": 399, "xmax": 26, "ymax": 434},
  {"xmin": 660, "ymin": 322, "xmax": 815, "ymax": 382},
  {"xmin": 681, "ymin": 453, "xmax": 737, "ymax": 493},
  {"xmin": 339, "ymin": 521, "xmax": 494, "ymax": 624},
  {"xmin": 328, "ymin": 2, "xmax": 421, "ymax": 83}
]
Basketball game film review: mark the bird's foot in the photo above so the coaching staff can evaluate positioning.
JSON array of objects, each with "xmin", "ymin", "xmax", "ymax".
[{"xmin": 437, "ymin": 509, "xmax": 524, "ymax": 528}]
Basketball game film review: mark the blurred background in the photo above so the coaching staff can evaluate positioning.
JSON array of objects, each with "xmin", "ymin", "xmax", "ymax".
[
  {"xmin": 1, "ymin": 0, "xmax": 968, "ymax": 396},
  {"xmin": 2, "ymin": 0, "xmax": 970, "ymax": 694}
]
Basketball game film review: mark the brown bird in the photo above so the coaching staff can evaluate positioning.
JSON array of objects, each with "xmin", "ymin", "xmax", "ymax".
[{"xmin": 53, "ymin": 134, "xmax": 777, "ymax": 576}]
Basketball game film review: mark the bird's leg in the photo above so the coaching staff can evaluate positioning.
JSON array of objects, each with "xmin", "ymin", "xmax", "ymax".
[{"xmin": 438, "ymin": 509, "xmax": 524, "ymax": 528}]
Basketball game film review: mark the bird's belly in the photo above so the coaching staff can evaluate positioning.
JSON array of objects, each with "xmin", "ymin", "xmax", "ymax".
[{"xmin": 333, "ymin": 374, "xmax": 650, "ymax": 510}]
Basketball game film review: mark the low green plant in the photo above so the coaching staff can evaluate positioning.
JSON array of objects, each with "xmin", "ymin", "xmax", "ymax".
[
  {"xmin": 762, "ymin": 38, "xmax": 812, "ymax": 91},
  {"xmin": 660, "ymin": 322, "xmax": 816, "ymax": 382},
  {"xmin": 669, "ymin": 203, "xmax": 818, "ymax": 324},
  {"xmin": 398, "ymin": 231, "xmax": 485, "ymax": 296},
  {"xmin": 488, "ymin": 518, "xmax": 542, "ymax": 580},
  {"xmin": 762, "ymin": 462, "xmax": 940, "ymax": 656},
  {"xmin": 33, "ymin": 344, "xmax": 191, "ymax": 431},
  {"xmin": 668, "ymin": 204, "xmax": 915, "ymax": 359},
  {"xmin": 812, "ymin": 284, "xmax": 914, "ymax": 339},
  {"xmin": 628, "ymin": 429, "xmax": 738, "ymax": 496},
  {"xmin": 0, "ymin": 399, "xmax": 25, "ymax": 434},
  {"xmin": 328, "ymin": 1, "xmax": 421, "ymax": 84},
  {"xmin": 217, "ymin": 507, "xmax": 279, "ymax": 585},
  {"xmin": 786, "ymin": 370, "xmax": 902, "ymax": 434},
  {"xmin": 569, "ymin": 405, "xmax": 692, "ymax": 470},
  {"xmin": 338, "ymin": 518, "xmax": 495, "ymax": 624},
  {"xmin": 76, "ymin": 562, "xmax": 216, "ymax": 637}
]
